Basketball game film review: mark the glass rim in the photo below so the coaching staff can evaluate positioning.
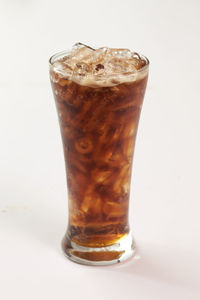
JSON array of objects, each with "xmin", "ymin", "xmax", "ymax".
[
  {"xmin": 49, "ymin": 49, "xmax": 149, "ymax": 80},
  {"xmin": 49, "ymin": 50, "xmax": 150, "ymax": 68}
]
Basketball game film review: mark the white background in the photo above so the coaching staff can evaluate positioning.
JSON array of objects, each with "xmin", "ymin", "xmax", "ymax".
[{"xmin": 0, "ymin": 0, "xmax": 200, "ymax": 299}]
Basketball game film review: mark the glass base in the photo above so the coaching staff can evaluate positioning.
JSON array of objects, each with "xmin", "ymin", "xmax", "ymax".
[{"xmin": 62, "ymin": 232, "xmax": 135, "ymax": 266}]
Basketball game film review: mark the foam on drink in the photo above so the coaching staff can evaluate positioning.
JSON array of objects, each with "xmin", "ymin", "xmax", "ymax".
[{"xmin": 50, "ymin": 43, "xmax": 148, "ymax": 87}]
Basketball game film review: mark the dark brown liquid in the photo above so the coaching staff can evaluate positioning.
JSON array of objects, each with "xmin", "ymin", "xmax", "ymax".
[{"xmin": 50, "ymin": 72, "xmax": 148, "ymax": 248}]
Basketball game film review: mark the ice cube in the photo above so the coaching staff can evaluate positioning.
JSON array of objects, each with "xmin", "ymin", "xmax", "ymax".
[
  {"xmin": 92, "ymin": 63, "xmax": 105, "ymax": 76},
  {"xmin": 52, "ymin": 60, "xmax": 73, "ymax": 77},
  {"xmin": 122, "ymin": 122, "xmax": 136, "ymax": 139},
  {"xmin": 72, "ymin": 42, "xmax": 95, "ymax": 52},
  {"xmin": 131, "ymin": 52, "xmax": 146, "ymax": 69},
  {"xmin": 52, "ymin": 61, "xmax": 66, "ymax": 73},
  {"xmin": 107, "ymin": 48, "xmax": 132, "ymax": 59},
  {"xmin": 72, "ymin": 42, "xmax": 85, "ymax": 52},
  {"xmin": 72, "ymin": 62, "xmax": 91, "ymax": 82},
  {"xmin": 132, "ymin": 52, "xmax": 141, "ymax": 60},
  {"xmin": 105, "ymin": 58, "xmax": 137, "ymax": 74},
  {"xmin": 92, "ymin": 47, "xmax": 108, "ymax": 61},
  {"xmin": 92, "ymin": 169, "xmax": 112, "ymax": 184},
  {"xmin": 71, "ymin": 43, "xmax": 94, "ymax": 63},
  {"xmin": 103, "ymin": 202, "xmax": 125, "ymax": 218}
]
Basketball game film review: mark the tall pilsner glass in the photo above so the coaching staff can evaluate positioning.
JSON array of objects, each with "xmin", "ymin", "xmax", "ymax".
[{"xmin": 49, "ymin": 44, "xmax": 149, "ymax": 265}]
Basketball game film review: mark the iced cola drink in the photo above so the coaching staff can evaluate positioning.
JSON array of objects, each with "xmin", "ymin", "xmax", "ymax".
[{"xmin": 49, "ymin": 43, "xmax": 149, "ymax": 265}]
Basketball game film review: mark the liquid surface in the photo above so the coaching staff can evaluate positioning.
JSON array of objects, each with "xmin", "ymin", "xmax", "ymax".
[{"xmin": 50, "ymin": 43, "xmax": 148, "ymax": 87}]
